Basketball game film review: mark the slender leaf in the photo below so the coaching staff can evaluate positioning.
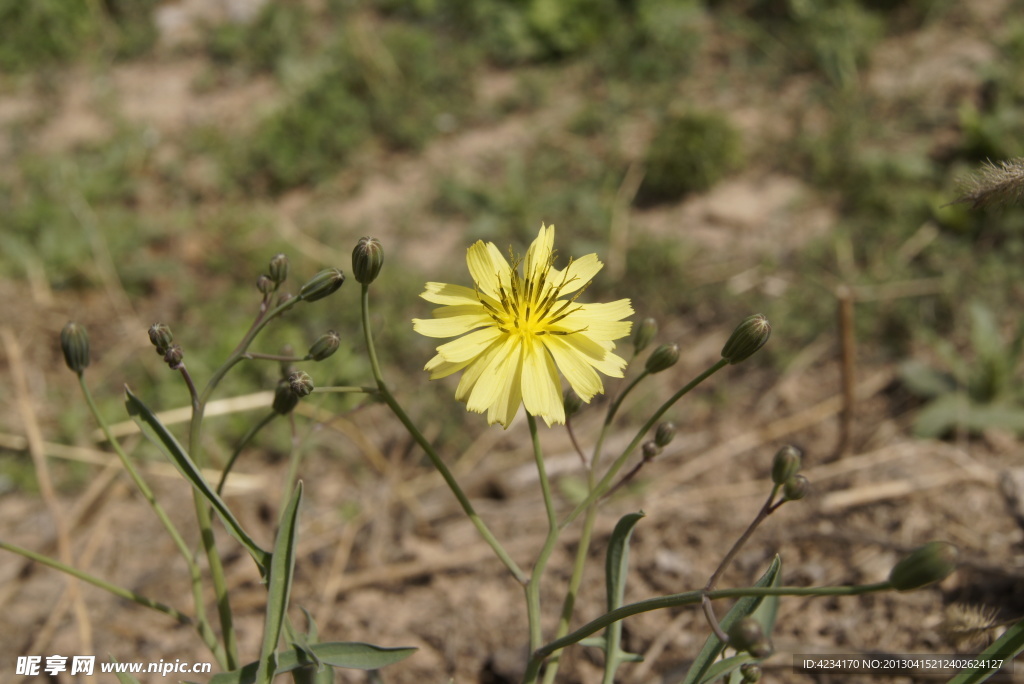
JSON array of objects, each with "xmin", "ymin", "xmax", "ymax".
[
  {"xmin": 603, "ymin": 511, "xmax": 646, "ymax": 683},
  {"xmin": 695, "ymin": 653, "xmax": 755, "ymax": 684},
  {"xmin": 207, "ymin": 642, "xmax": 418, "ymax": 684},
  {"xmin": 255, "ymin": 482, "xmax": 303, "ymax": 684},
  {"xmin": 947, "ymin": 616, "xmax": 1024, "ymax": 684},
  {"xmin": 125, "ymin": 387, "xmax": 270, "ymax": 573},
  {"xmin": 681, "ymin": 555, "xmax": 782, "ymax": 684}
]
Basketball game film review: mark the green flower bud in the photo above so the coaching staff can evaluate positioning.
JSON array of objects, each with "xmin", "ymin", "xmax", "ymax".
[
  {"xmin": 299, "ymin": 268, "xmax": 345, "ymax": 303},
  {"xmin": 148, "ymin": 323, "xmax": 173, "ymax": 355},
  {"xmin": 257, "ymin": 274, "xmax": 274, "ymax": 295},
  {"xmin": 645, "ymin": 343, "xmax": 679, "ymax": 374},
  {"xmin": 728, "ymin": 617, "xmax": 772, "ymax": 658},
  {"xmin": 268, "ymin": 253, "xmax": 289, "ymax": 285},
  {"xmin": 352, "ymin": 236, "xmax": 384, "ymax": 285},
  {"xmin": 889, "ymin": 541, "xmax": 959, "ymax": 591},
  {"xmin": 289, "ymin": 370, "xmax": 315, "ymax": 398},
  {"xmin": 721, "ymin": 314, "xmax": 771, "ymax": 365},
  {"xmin": 642, "ymin": 441, "xmax": 661, "ymax": 461},
  {"xmin": 163, "ymin": 344, "xmax": 184, "ymax": 368},
  {"xmin": 60, "ymin": 322, "xmax": 90, "ymax": 375},
  {"xmin": 272, "ymin": 379, "xmax": 300, "ymax": 414},
  {"xmin": 633, "ymin": 317, "xmax": 658, "ymax": 354},
  {"xmin": 655, "ymin": 421, "xmax": 676, "ymax": 447},
  {"xmin": 563, "ymin": 389, "xmax": 584, "ymax": 419},
  {"xmin": 740, "ymin": 663, "xmax": 762, "ymax": 682},
  {"xmin": 771, "ymin": 445, "xmax": 801, "ymax": 485},
  {"xmin": 307, "ymin": 330, "xmax": 341, "ymax": 361},
  {"xmin": 782, "ymin": 474, "xmax": 809, "ymax": 501}
]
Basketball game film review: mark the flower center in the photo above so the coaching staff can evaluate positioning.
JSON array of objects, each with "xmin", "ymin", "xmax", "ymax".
[{"xmin": 477, "ymin": 254, "xmax": 588, "ymax": 339}]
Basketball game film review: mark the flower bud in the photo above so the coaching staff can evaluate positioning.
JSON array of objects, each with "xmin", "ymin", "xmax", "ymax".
[
  {"xmin": 257, "ymin": 274, "xmax": 274, "ymax": 295},
  {"xmin": 740, "ymin": 663, "xmax": 762, "ymax": 682},
  {"xmin": 654, "ymin": 421, "xmax": 676, "ymax": 447},
  {"xmin": 645, "ymin": 343, "xmax": 679, "ymax": 374},
  {"xmin": 642, "ymin": 441, "xmax": 661, "ymax": 460},
  {"xmin": 148, "ymin": 323, "xmax": 173, "ymax": 355},
  {"xmin": 352, "ymin": 236, "xmax": 384, "ymax": 285},
  {"xmin": 299, "ymin": 268, "xmax": 345, "ymax": 302},
  {"xmin": 721, "ymin": 314, "xmax": 771, "ymax": 365},
  {"xmin": 307, "ymin": 330, "xmax": 341, "ymax": 361},
  {"xmin": 288, "ymin": 370, "xmax": 315, "ymax": 398},
  {"xmin": 633, "ymin": 317, "xmax": 658, "ymax": 354},
  {"xmin": 163, "ymin": 344, "xmax": 184, "ymax": 368},
  {"xmin": 782, "ymin": 474, "xmax": 809, "ymax": 501},
  {"xmin": 272, "ymin": 379, "xmax": 300, "ymax": 414},
  {"xmin": 268, "ymin": 253, "xmax": 289, "ymax": 285},
  {"xmin": 771, "ymin": 445, "xmax": 801, "ymax": 485},
  {"xmin": 889, "ymin": 541, "xmax": 959, "ymax": 591},
  {"xmin": 563, "ymin": 389, "xmax": 584, "ymax": 419},
  {"xmin": 60, "ymin": 322, "xmax": 91, "ymax": 375},
  {"xmin": 728, "ymin": 617, "xmax": 772, "ymax": 658}
]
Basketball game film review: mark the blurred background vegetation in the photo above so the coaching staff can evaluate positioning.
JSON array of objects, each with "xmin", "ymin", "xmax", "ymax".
[{"xmin": 2, "ymin": 0, "xmax": 1024, "ymax": 485}]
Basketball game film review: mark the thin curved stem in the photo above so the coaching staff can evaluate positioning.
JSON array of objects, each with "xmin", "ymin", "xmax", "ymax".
[
  {"xmin": 562, "ymin": 359, "xmax": 729, "ymax": 529},
  {"xmin": 217, "ymin": 411, "xmax": 277, "ymax": 495},
  {"xmin": 78, "ymin": 376, "xmax": 226, "ymax": 666},
  {"xmin": 359, "ymin": 283, "xmax": 527, "ymax": 583},
  {"xmin": 524, "ymin": 582, "xmax": 895, "ymax": 679},
  {"xmin": 525, "ymin": 413, "xmax": 559, "ymax": 653}
]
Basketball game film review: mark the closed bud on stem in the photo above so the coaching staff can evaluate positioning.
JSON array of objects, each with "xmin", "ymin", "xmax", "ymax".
[
  {"xmin": 728, "ymin": 617, "xmax": 772, "ymax": 658},
  {"xmin": 642, "ymin": 441, "xmax": 661, "ymax": 461},
  {"xmin": 563, "ymin": 389, "xmax": 583, "ymax": 419},
  {"xmin": 740, "ymin": 663, "xmax": 762, "ymax": 682},
  {"xmin": 163, "ymin": 344, "xmax": 184, "ymax": 368},
  {"xmin": 148, "ymin": 323, "xmax": 173, "ymax": 355},
  {"xmin": 645, "ymin": 343, "xmax": 679, "ymax": 374},
  {"xmin": 771, "ymin": 445, "xmax": 802, "ymax": 485},
  {"xmin": 299, "ymin": 268, "xmax": 345, "ymax": 302},
  {"xmin": 655, "ymin": 421, "xmax": 676, "ymax": 447},
  {"xmin": 721, "ymin": 314, "xmax": 771, "ymax": 364},
  {"xmin": 633, "ymin": 317, "xmax": 658, "ymax": 354},
  {"xmin": 257, "ymin": 274, "xmax": 274, "ymax": 295},
  {"xmin": 352, "ymin": 237, "xmax": 384, "ymax": 285},
  {"xmin": 289, "ymin": 370, "xmax": 315, "ymax": 398},
  {"xmin": 272, "ymin": 379, "xmax": 299, "ymax": 414},
  {"xmin": 268, "ymin": 253, "xmax": 289, "ymax": 285},
  {"xmin": 308, "ymin": 330, "xmax": 341, "ymax": 361},
  {"xmin": 782, "ymin": 474, "xmax": 809, "ymax": 501},
  {"xmin": 60, "ymin": 322, "xmax": 90, "ymax": 375},
  {"xmin": 889, "ymin": 541, "xmax": 959, "ymax": 591}
]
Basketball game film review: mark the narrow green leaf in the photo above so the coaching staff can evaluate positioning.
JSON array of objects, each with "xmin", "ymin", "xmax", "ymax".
[
  {"xmin": 947, "ymin": 616, "xmax": 1024, "ymax": 684},
  {"xmin": 208, "ymin": 643, "xmax": 418, "ymax": 684},
  {"xmin": 603, "ymin": 511, "xmax": 646, "ymax": 684},
  {"xmin": 125, "ymin": 387, "xmax": 270, "ymax": 573},
  {"xmin": 255, "ymin": 482, "xmax": 304, "ymax": 684},
  {"xmin": 695, "ymin": 653, "xmax": 755, "ymax": 684},
  {"xmin": 681, "ymin": 555, "xmax": 782, "ymax": 684}
]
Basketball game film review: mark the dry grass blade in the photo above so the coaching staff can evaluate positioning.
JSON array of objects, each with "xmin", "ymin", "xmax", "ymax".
[{"xmin": 2, "ymin": 327, "xmax": 93, "ymax": 655}]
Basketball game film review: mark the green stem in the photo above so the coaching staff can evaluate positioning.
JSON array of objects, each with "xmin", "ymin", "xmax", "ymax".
[
  {"xmin": 360, "ymin": 284, "xmax": 527, "ymax": 583},
  {"xmin": 217, "ymin": 411, "xmax": 277, "ymax": 495},
  {"xmin": 562, "ymin": 359, "xmax": 729, "ymax": 529},
  {"xmin": 525, "ymin": 413, "xmax": 559, "ymax": 653},
  {"xmin": 78, "ymin": 375, "xmax": 226, "ymax": 667},
  {"xmin": 0, "ymin": 539, "xmax": 195, "ymax": 628},
  {"xmin": 524, "ymin": 582, "xmax": 894, "ymax": 679}
]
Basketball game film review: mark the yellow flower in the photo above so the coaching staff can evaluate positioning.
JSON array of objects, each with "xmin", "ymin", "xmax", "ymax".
[{"xmin": 413, "ymin": 224, "xmax": 633, "ymax": 428}]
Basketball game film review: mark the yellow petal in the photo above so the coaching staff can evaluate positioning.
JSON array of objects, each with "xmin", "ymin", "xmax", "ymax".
[
  {"xmin": 420, "ymin": 282, "xmax": 480, "ymax": 306},
  {"xmin": 549, "ymin": 253, "xmax": 602, "ymax": 294},
  {"xmin": 521, "ymin": 339, "xmax": 564, "ymax": 425},
  {"xmin": 543, "ymin": 335, "xmax": 604, "ymax": 401},
  {"xmin": 466, "ymin": 336, "xmax": 519, "ymax": 413},
  {"xmin": 435, "ymin": 327, "xmax": 504, "ymax": 363},
  {"xmin": 489, "ymin": 346, "xmax": 524, "ymax": 428},
  {"xmin": 425, "ymin": 354, "xmax": 472, "ymax": 380},
  {"xmin": 413, "ymin": 313, "xmax": 490, "ymax": 338},
  {"xmin": 524, "ymin": 224, "xmax": 555, "ymax": 284},
  {"xmin": 466, "ymin": 240, "xmax": 509, "ymax": 299}
]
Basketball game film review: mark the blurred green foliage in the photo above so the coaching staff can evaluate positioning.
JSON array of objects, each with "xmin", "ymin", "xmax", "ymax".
[{"xmin": 635, "ymin": 112, "xmax": 743, "ymax": 206}]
